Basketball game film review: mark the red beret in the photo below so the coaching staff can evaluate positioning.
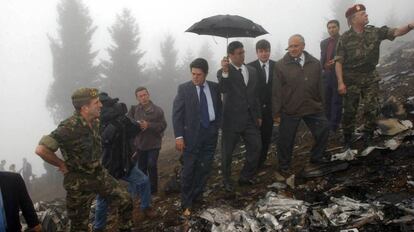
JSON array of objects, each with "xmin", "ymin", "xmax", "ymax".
[{"xmin": 345, "ymin": 4, "xmax": 366, "ymax": 18}]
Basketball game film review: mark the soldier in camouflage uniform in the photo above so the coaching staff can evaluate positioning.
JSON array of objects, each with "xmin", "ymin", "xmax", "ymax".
[
  {"xmin": 35, "ymin": 88, "xmax": 134, "ymax": 232},
  {"xmin": 335, "ymin": 4, "xmax": 414, "ymax": 148}
]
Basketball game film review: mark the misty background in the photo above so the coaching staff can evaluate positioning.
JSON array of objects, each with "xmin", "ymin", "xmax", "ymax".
[{"xmin": 0, "ymin": 0, "xmax": 413, "ymax": 175}]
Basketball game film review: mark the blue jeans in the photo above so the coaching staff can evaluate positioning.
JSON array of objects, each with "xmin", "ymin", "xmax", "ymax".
[
  {"xmin": 138, "ymin": 149, "xmax": 160, "ymax": 193},
  {"xmin": 323, "ymin": 70, "xmax": 343, "ymax": 131},
  {"xmin": 94, "ymin": 165, "xmax": 151, "ymax": 230}
]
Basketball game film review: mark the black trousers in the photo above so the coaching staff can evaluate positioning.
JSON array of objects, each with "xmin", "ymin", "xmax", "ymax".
[
  {"xmin": 181, "ymin": 124, "xmax": 218, "ymax": 209},
  {"xmin": 258, "ymin": 105, "xmax": 273, "ymax": 167},
  {"xmin": 277, "ymin": 112, "xmax": 330, "ymax": 169},
  {"xmin": 221, "ymin": 120, "xmax": 261, "ymax": 182}
]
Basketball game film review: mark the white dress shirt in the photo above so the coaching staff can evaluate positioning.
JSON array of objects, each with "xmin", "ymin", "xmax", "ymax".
[
  {"xmin": 196, "ymin": 81, "xmax": 215, "ymax": 121},
  {"xmin": 222, "ymin": 63, "xmax": 249, "ymax": 85},
  {"xmin": 259, "ymin": 60, "xmax": 270, "ymax": 83}
]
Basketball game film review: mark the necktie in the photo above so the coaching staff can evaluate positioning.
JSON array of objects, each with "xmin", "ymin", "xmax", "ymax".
[
  {"xmin": 0, "ymin": 188, "xmax": 7, "ymax": 231},
  {"xmin": 199, "ymin": 85, "xmax": 209, "ymax": 128},
  {"xmin": 238, "ymin": 68, "xmax": 247, "ymax": 85},
  {"xmin": 295, "ymin": 57, "xmax": 302, "ymax": 66},
  {"xmin": 262, "ymin": 64, "xmax": 267, "ymax": 83}
]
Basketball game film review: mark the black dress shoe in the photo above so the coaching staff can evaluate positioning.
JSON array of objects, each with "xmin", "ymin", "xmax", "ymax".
[
  {"xmin": 277, "ymin": 166, "xmax": 291, "ymax": 176},
  {"xmin": 310, "ymin": 156, "xmax": 331, "ymax": 164},
  {"xmin": 258, "ymin": 163, "xmax": 272, "ymax": 169},
  {"xmin": 238, "ymin": 178, "xmax": 255, "ymax": 186},
  {"xmin": 223, "ymin": 181, "xmax": 234, "ymax": 192}
]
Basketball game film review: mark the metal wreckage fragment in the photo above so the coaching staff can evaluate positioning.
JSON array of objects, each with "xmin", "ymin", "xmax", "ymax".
[
  {"xmin": 196, "ymin": 193, "xmax": 393, "ymax": 231},
  {"xmin": 198, "ymin": 192, "xmax": 308, "ymax": 231}
]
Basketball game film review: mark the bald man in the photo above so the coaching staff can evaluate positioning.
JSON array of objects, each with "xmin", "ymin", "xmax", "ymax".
[{"xmin": 272, "ymin": 34, "xmax": 330, "ymax": 175}]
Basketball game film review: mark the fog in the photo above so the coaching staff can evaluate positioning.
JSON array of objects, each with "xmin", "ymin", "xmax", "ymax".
[{"xmin": 0, "ymin": 0, "xmax": 412, "ymax": 175}]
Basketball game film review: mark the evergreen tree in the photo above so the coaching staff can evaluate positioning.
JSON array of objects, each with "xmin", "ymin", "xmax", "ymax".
[
  {"xmin": 178, "ymin": 48, "xmax": 195, "ymax": 82},
  {"xmin": 47, "ymin": 0, "xmax": 99, "ymax": 123},
  {"xmin": 151, "ymin": 34, "xmax": 180, "ymax": 134},
  {"xmin": 331, "ymin": 0, "xmax": 356, "ymax": 33},
  {"xmin": 198, "ymin": 42, "xmax": 218, "ymax": 79},
  {"xmin": 101, "ymin": 8, "xmax": 145, "ymax": 106}
]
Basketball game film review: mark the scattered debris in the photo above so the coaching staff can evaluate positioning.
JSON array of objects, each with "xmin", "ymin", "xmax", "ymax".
[
  {"xmin": 377, "ymin": 118, "xmax": 413, "ymax": 136},
  {"xmin": 322, "ymin": 196, "xmax": 384, "ymax": 227},
  {"xmin": 331, "ymin": 149, "xmax": 358, "ymax": 161},
  {"xmin": 267, "ymin": 182, "xmax": 287, "ymax": 190}
]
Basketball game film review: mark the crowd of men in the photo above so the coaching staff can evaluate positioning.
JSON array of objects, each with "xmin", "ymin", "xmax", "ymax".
[{"xmin": 1, "ymin": 3, "xmax": 413, "ymax": 232}]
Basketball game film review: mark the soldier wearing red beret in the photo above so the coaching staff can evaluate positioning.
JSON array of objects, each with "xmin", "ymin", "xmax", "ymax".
[{"xmin": 335, "ymin": 4, "xmax": 414, "ymax": 150}]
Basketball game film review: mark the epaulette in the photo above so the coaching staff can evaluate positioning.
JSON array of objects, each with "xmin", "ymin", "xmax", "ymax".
[{"xmin": 365, "ymin": 25, "xmax": 375, "ymax": 31}]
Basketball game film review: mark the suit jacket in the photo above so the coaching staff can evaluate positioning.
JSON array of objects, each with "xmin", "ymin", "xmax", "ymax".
[
  {"xmin": 320, "ymin": 36, "xmax": 339, "ymax": 73},
  {"xmin": 217, "ymin": 64, "xmax": 261, "ymax": 131},
  {"xmin": 0, "ymin": 171, "xmax": 39, "ymax": 232},
  {"xmin": 247, "ymin": 59, "xmax": 276, "ymax": 112},
  {"xmin": 272, "ymin": 51, "xmax": 324, "ymax": 117},
  {"xmin": 172, "ymin": 80, "xmax": 222, "ymax": 151}
]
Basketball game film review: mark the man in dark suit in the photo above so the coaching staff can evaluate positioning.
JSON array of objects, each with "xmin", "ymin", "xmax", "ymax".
[
  {"xmin": 320, "ymin": 20, "xmax": 342, "ymax": 132},
  {"xmin": 248, "ymin": 39, "xmax": 276, "ymax": 169},
  {"xmin": 0, "ymin": 171, "xmax": 41, "ymax": 232},
  {"xmin": 173, "ymin": 58, "xmax": 222, "ymax": 216},
  {"xmin": 217, "ymin": 41, "xmax": 262, "ymax": 192}
]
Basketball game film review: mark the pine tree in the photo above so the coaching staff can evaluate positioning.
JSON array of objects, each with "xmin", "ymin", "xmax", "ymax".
[
  {"xmin": 331, "ymin": 0, "xmax": 356, "ymax": 33},
  {"xmin": 150, "ymin": 34, "xmax": 180, "ymax": 134},
  {"xmin": 47, "ymin": 0, "xmax": 99, "ymax": 123},
  {"xmin": 198, "ymin": 42, "xmax": 218, "ymax": 77},
  {"xmin": 101, "ymin": 8, "xmax": 145, "ymax": 106}
]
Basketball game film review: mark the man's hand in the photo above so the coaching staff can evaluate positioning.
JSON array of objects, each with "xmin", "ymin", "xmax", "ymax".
[
  {"xmin": 324, "ymin": 59, "xmax": 335, "ymax": 70},
  {"xmin": 139, "ymin": 120, "xmax": 149, "ymax": 130},
  {"xmin": 30, "ymin": 224, "xmax": 42, "ymax": 232},
  {"xmin": 338, "ymin": 82, "xmax": 347, "ymax": 95},
  {"xmin": 221, "ymin": 56, "xmax": 230, "ymax": 73},
  {"xmin": 273, "ymin": 116, "xmax": 281, "ymax": 126},
  {"xmin": 58, "ymin": 163, "xmax": 68, "ymax": 175},
  {"xmin": 175, "ymin": 138, "xmax": 185, "ymax": 153},
  {"xmin": 257, "ymin": 118, "xmax": 262, "ymax": 127}
]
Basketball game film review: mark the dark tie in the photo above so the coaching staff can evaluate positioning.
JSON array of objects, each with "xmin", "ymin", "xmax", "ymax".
[
  {"xmin": 262, "ymin": 64, "xmax": 267, "ymax": 83},
  {"xmin": 199, "ymin": 85, "xmax": 209, "ymax": 128},
  {"xmin": 238, "ymin": 68, "xmax": 247, "ymax": 85},
  {"xmin": 295, "ymin": 57, "xmax": 302, "ymax": 66}
]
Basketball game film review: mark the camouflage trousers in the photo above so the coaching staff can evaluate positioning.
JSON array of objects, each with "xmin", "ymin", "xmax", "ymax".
[
  {"xmin": 63, "ymin": 168, "xmax": 132, "ymax": 232},
  {"xmin": 342, "ymin": 71, "xmax": 380, "ymax": 137}
]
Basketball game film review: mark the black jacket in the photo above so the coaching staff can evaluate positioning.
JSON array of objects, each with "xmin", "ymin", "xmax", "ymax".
[
  {"xmin": 0, "ymin": 171, "xmax": 39, "ymax": 232},
  {"xmin": 217, "ymin": 64, "xmax": 261, "ymax": 131},
  {"xmin": 247, "ymin": 59, "xmax": 276, "ymax": 112},
  {"xmin": 100, "ymin": 103, "xmax": 141, "ymax": 179}
]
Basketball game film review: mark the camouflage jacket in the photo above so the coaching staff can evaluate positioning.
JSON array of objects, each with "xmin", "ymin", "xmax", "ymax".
[
  {"xmin": 335, "ymin": 25, "xmax": 396, "ymax": 73},
  {"xmin": 39, "ymin": 112, "xmax": 102, "ymax": 175}
]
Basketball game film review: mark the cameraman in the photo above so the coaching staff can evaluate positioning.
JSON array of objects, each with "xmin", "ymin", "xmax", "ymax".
[{"xmin": 94, "ymin": 93, "xmax": 156, "ymax": 232}]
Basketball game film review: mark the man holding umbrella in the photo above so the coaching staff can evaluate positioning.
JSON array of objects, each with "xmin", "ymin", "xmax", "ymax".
[{"xmin": 217, "ymin": 41, "xmax": 262, "ymax": 192}]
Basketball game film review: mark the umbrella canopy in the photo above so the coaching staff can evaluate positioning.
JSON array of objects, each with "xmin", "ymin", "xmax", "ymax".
[{"xmin": 186, "ymin": 14, "xmax": 268, "ymax": 38}]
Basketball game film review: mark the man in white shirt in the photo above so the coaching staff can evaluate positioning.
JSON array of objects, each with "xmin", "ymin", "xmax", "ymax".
[{"xmin": 217, "ymin": 41, "xmax": 262, "ymax": 192}]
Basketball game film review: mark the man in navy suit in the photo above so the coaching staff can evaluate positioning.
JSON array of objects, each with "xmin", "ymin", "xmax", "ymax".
[
  {"xmin": 248, "ymin": 39, "xmax": 276, "ymax": 169},
  {"xmin": 320, "ymin": 20, "xmax": 342, "ymax": 132},
  {"xmin": 218, "ymin": 41, "xmax": 262, "ymax": 192},
  {"xmin": 172, "ymin": 58, "xmax": 222, "ymax": 216}
]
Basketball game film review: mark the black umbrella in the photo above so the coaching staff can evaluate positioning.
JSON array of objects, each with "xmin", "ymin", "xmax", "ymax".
[{"xmin": 186, "ymin": 14, "xmax": 268, "ymax": 45}]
